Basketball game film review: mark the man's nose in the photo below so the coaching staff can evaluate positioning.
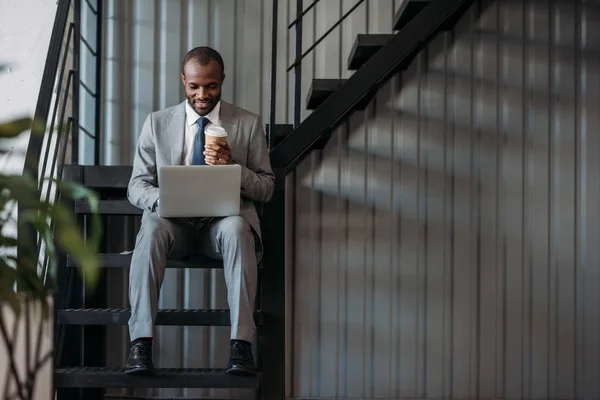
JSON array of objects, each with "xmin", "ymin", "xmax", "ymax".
[{"xmin": 196, "ymin": 88, "xmax": 208, "ymax": 100}]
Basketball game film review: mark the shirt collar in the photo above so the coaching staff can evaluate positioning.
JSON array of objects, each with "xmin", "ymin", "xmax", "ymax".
[{"xmin": 185, "ymin": 100, "xmax": 221, "ymax": 127}]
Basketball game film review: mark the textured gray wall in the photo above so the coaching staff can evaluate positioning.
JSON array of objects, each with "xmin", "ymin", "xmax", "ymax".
[
  {"xmin": 93, "ymin": 0, "xmax": 600, "ymax": 398},
  {"xmin": 89, "ymin": 0, "xmax": 403, "ymax": 167},
  {"xmin": 95, "ymin": 1, "xmax": 400, "ymax": 399},
  {"xmin": 292, "ymin": 0, "xmax": 600, "ymax": 398}
]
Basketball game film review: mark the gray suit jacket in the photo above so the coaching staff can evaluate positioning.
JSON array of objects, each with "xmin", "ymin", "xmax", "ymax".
[{"xmin": 127, "ymin": 100, "xmax": 275, "ymax": 240}]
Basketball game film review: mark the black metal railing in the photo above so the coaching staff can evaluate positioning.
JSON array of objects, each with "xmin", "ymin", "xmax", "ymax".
[
  {"xmin": 22, "ymin": 0, "xmax": 103, "ymax": 370},
  {"xmin": 268, "ymin": 0, "xmax": 367, "ymax": 134},
  {"xmin": 270, "ymin": 0, "xmax": 477, "ymax": 171},
  {"xmin": 23, "ymin": 0, "xmax": 102, "ymax": 287},
  {"xmin": 22, "ymin": 0, "xmax": 77, "ymax": 287}
]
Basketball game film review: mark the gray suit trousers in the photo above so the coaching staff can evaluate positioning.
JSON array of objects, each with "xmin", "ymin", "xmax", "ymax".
[{"xmin": 128, "ymin": 212, "xmax": 258, "ymax": 343}]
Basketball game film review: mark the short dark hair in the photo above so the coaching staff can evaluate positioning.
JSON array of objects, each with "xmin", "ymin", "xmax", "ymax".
[{"xmin": 181, "ymin": 46, "xmax": 225, "ymax": 75}]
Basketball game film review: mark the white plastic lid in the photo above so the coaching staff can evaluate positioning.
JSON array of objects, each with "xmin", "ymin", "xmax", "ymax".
[{"xmin": 205, "ymin": 125, "xmax": 227, "ymax": 137}]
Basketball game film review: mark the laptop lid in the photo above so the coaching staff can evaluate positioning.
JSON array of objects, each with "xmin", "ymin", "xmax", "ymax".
[{"xmin": 157, "ymin": 164, "xmax": 241, "ymax": 218}]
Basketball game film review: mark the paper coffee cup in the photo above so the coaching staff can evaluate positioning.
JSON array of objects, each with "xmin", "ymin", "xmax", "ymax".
[{"xmin": 205, "ymin": 125, "xmax": 227, "ymax": 146}]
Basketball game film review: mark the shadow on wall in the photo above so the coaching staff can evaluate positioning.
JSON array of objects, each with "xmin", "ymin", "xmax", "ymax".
[{"xmin": 293, "ymin": 0, "xmax": 600, "ymax": 398}]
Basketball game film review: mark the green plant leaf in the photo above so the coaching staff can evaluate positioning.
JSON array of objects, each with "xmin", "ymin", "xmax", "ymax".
[
  {"xmin": 0, "ymin": 236, "xmax": 18, "ymax": 248},
  {"xmin": 19, "ymin": 209, "xmax": 58, "ymax": 279},
  {"xmin": 0, "ymin": 117, "xmax": 102, "ymax": 306},
  {"xmin": 56, "ymin": 180, "xmax": 101, "ymax": 236},
  {"xmin": 0, "ymin": 117, "xmax": 45, "ymax": 138},
  {"xmin": 0, "ymin": 174, "xmax": 45, "ymax": 211},
  {"xmin": 51, "ymin": 205, "xmax": 100, "ymax": 290}
]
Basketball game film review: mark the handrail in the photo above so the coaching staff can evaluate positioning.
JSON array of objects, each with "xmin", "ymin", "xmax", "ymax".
[
  {"xmin": 271, "ymin": 0, "xmax": 476, "ymax": 171},
  {"xmin": 286, "ymin": 0, "xmax": 366, "ymax": 72},
  {"xmin": 281, "ymin": 0, "xmax": 368, "ymax": 126},
  {"xmin": 23, "ymin": 0, "xmax": 73, "ymax": 180},
  {"xmin": 287, "ymin": 0, "xmax": 319, "ymax": 29},
  {"xmin": 85, "ymin": 0, "xmax": 98, "ymax": 14},
  {"xmin": 19, "ymin": 0, "xmax": 76, "ymax": 294},
  {"xmin": 18, "ymin": 0, "xmax": 102, "ymax": 298},
  {"xmin": 36, "ymin": 23, "xmax": 74, "ymax": 194}
]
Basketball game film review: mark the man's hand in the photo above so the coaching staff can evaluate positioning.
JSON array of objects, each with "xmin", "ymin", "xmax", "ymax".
[{"xmin": 204, "ymin": 139, "xmax": 232, "ymax": 165}]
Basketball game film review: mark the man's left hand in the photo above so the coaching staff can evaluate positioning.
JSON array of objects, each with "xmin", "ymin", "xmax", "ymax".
[{"xmin": 204, "ymin": 139, "xmax": 233, "ymax": 165}]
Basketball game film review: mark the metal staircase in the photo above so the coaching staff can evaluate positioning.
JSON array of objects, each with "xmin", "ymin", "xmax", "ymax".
[
  {"xmin": 271, "ymin": 0, "xmax": 476, "ymax": 171},
  {"xmin": 55, "ymin": 164, "xmax": 262, "ymax": 391},
  {"xmin": 23, "ymin": 0, "xmax": 476, "ymax": 398}
]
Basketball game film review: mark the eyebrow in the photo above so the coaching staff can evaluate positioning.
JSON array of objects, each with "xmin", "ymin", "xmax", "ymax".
[{"xmin": 189, "ymin": 81, "xmax": 218, "ymax": 86}]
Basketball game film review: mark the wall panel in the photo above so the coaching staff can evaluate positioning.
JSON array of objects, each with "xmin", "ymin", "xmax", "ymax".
[{"xmin": 292, "ymin": 0, "xmax": 600, "ymax": 398}]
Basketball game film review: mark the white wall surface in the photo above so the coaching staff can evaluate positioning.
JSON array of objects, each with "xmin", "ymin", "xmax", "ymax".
[
  {"xmin": 0, "ymin": 0, "xmax": 57, "ymax": 174},
  {"xmin": 0, "ymin": 3, "xmax": 57, "ymax": 399}
]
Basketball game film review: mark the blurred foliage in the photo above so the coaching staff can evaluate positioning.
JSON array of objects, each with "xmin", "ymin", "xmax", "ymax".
[{"xmin": 0, "ymin": 117, "xmax": 101, "ymax": 318}]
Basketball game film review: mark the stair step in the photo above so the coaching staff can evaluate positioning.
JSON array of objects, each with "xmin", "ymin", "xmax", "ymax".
[
  {"xmin": 67, "ymin": 253, "xmax": 223, "ymax": 269},
  {"xmin": 62, "ymin": 121, "xmax": 282, "ymax": 191},
  {"xmin": 55, "ymin": 367, "xmax": 259, "ymax": 388},
  {"xmin": 306, "ymin": 79, "xmax": 371, "ymax": 111},
  {"xmin": 306, "ymin": 79, "xmax": 345, "ymax": 110},
  {"xmin": 75, "ymin": 199, "xmax": 141, "ymax": 215},
  {"xmin": 57, "ymin": 308, "xmax": 261, "ymax": 326},
  {"xmin": 63, "ymin": 164, "xmax": 132, "ymax": 189},
  {"xmin": 348, "ymin": 34, "xmax": 395, "ymax": 70},
  {"xmin": 266, "ymin": 123, "xmax": 294, "ymax": 138},
  {"xmin": 266, "ymin": 123, "xmax": 294, "ymax": 147},
  {"xmin": 393, "ymin": 0, "xmax": 430, "ymax": 30}
]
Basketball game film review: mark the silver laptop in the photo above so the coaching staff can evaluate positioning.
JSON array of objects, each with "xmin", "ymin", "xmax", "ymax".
[{"xmin": 157, "ymin": 165, "xmax": 241, "ymax": 218}]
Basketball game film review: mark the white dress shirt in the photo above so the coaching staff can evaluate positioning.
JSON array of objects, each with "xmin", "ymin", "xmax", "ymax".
[{"xmin": 183, "ymin": 100, "xmax": 221, "ymax": 165}]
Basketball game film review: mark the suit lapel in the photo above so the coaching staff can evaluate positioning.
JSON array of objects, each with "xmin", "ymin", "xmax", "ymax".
[
  {"xmin": 168, "ymin": 101, "xmax": 186, "ymax": 165},
  {"xmin": 218, "ymin": 100, "xmax": 238, "ymax": 144}
]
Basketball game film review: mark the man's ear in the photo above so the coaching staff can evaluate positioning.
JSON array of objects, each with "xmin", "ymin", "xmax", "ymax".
[
  {"xmin": 221, "ymin": 73, "xmax": 226, "ymax": 84},
  {"xmin": 181, "ymin": 74, "xmax": 186, "ymax": 85}
]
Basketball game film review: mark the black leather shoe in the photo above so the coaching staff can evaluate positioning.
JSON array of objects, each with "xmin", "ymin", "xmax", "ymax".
[
  {"xmin": 225, "ymin": 340, "xmax": 257, "ymax": 376},
  {"xmin": 124, "ymin": 340, "xmax": 154, "ymax": 374}
]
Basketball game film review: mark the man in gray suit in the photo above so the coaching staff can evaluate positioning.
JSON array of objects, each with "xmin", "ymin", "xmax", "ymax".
[{"xmin": 124, "ymin": 46, "xmax": 274, "ymax": 376}]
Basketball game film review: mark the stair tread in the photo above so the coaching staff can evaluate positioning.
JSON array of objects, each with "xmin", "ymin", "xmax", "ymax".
[
  {"xmin": 57, "ymin": 308, "xmax": 261, "ymax": 326},
  {"xmin": 55, "ymin": 366, "xmax": 259, "ymax": 388},
  {"xmin": 63, "ymin": 122, "xmax": 289, "ymax": 190},
  {"xmin": 306, "ymin": 79, "xmax": 346, "ymax": 110},
  {"xmin": 67, "ymin": 253, "xmax": 224, "ymax": 269},
  {"xmin": 63, "ymin": 165, "xmax": 133, "ymax": 188},
  {"xmin": 75, "ymin": 199, "xmax": 141, "ymax": 215},
  {"xmin": 306, "ymin": 78, "xmax": 373, "ymax": 111},
  {"xmin": 393, "ymin": 0, "xmax": 430, "ymax": 31},
  {"xmin": 271, "ymin": 0, "xmax": 476, "ymax": 169},
  {"xmin": 348, "ymin": 34, "xmax": 395, "ymax": 70}
]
